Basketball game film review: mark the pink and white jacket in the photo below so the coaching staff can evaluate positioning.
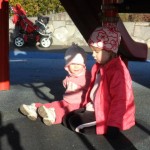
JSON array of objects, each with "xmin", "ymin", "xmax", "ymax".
[
  {"xmin": 63, "ymin": 69, "xmax": 91, "ymax": 104},
  {"xmin": 83, "ymin": 57, "xmax": 135, "ymax": 134}
]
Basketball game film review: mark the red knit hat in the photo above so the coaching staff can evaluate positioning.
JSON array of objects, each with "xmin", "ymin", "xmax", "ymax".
[{"xmin": 88, "ymin": 23, "xmax": 121, "ymax": 53}]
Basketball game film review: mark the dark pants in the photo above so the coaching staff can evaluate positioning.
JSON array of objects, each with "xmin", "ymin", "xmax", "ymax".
[{"xmin": 63, "ymin": 108, "xmax": 96, "ymax": 134}]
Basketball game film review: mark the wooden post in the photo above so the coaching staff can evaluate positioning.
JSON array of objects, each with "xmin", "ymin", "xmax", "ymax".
[
  {"xmin": 102, "ymin": 0, "xmax": 120, "ymax": 24},
  {"xmin": 0, "ymin": 0, "xmax": 10, "ymax": 90}
]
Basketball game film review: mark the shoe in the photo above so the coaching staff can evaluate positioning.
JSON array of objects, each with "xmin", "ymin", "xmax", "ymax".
[
  {"xmin": 38, "ymin": 106, "xmax": 56, "ymax": 126},
  {"xmin": 43, "ymin": 117, "xmax": 53, "ymax": 126},
  {"xmin": 19, "ymin": 103, "xmax": 37, "ymax": 121}
]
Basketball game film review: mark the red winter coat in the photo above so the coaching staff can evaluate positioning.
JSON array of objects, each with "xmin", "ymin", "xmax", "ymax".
[{"xmin": 83, "ymin": 57, "xmax": 135, "ymax": 134}]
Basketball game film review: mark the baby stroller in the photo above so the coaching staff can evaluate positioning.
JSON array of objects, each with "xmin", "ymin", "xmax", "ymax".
[{"xmin": 10, "ymin": 4, "xmax": 53, "ymax": 48}]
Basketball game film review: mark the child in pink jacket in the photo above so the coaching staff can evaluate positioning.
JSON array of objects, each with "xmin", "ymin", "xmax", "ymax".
[
  {"xmin": 63, "ymin": 23, "xmax": 135, "ymax": 138},
  {"xmin": 19, "ymin": 43, "xmax": 91, "ymax": 126}
]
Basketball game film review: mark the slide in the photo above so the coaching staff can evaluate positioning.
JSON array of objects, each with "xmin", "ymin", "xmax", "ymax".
[{"xmin": 117, "ymin": 20, "xmax": 148, "ymax": 61}]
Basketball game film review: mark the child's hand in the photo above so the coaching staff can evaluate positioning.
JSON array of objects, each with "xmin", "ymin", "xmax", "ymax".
[{"xmin": 67, "ymin": 82, "xmax": 78, "ymax": 91}]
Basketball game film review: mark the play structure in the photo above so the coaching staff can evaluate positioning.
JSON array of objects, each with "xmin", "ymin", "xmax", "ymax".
[
  {"xmin": 0, "ymin": 0, "xmax": 149, "ymax": 90},
  {"xmin": 59, "ymin": 0, "xmax": 148, "ymax": 61}
]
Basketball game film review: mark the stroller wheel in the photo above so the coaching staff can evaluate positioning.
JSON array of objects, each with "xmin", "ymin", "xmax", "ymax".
[
  {"xmin": 40, "ymin": 37, "xmax": 52, "ymax": 48},
  {"xmin": 14, "ymin": 36, "xmax": 25, "ymax": 47}
]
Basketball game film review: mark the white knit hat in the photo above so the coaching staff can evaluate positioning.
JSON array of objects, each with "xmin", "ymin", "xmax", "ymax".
[{"xmin": 64, "ymin": 43, "xmax": 87, "ymax": 66}]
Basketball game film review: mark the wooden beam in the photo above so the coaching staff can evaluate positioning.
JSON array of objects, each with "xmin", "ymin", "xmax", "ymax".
[{"xmin": 0, "ymin": 0, "xmax": 10, "ymax": 90}]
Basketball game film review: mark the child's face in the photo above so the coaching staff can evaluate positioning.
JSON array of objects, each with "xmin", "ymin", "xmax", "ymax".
[
  {"xmin": 90, "ymin": 46, "xmax": 112, "ymax": 65},
  {"xmin": 68, "ymin": 63, "xmax": 85, "ymax": 75}
]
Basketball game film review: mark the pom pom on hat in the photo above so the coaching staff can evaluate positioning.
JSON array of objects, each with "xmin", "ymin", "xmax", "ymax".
[
  {"xmin": 88, "ymin": 23, "xmax": 121, "ymax": 53},
  {"xmin": 64, "ymin": 43, "xmax": 87, "ymax": 66}
]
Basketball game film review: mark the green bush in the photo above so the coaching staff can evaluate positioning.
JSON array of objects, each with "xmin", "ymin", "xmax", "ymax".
[
  {"xmin": 9, "ymin": 0, "xmax": 149, "ymax": 22},
  {"xmin": 119, "ymin": 13, "xmax": 150, "ymax": 22},
  {"xmin": 9, "ymin": 0, "xmax": 65, "ymax": 17}
]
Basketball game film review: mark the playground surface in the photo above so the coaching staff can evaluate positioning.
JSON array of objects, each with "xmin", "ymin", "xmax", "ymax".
[{"xmin": 0, "ymin": 45, "xmax": 150, "ymax": 150}]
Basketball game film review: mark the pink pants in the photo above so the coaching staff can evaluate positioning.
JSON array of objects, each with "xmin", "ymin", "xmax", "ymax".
[{"xmin": 35, "ymin": 100, "xmax": 81, "ymax": 124}]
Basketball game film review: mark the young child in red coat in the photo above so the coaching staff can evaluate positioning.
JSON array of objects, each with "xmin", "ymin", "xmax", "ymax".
[
  {"xmin": 19, "ymin": 43, "xmax": 91, "ymax": 126},
  {"xmin": 63, "ymin": 23, "xmax": 135, "ymax": 138}
]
